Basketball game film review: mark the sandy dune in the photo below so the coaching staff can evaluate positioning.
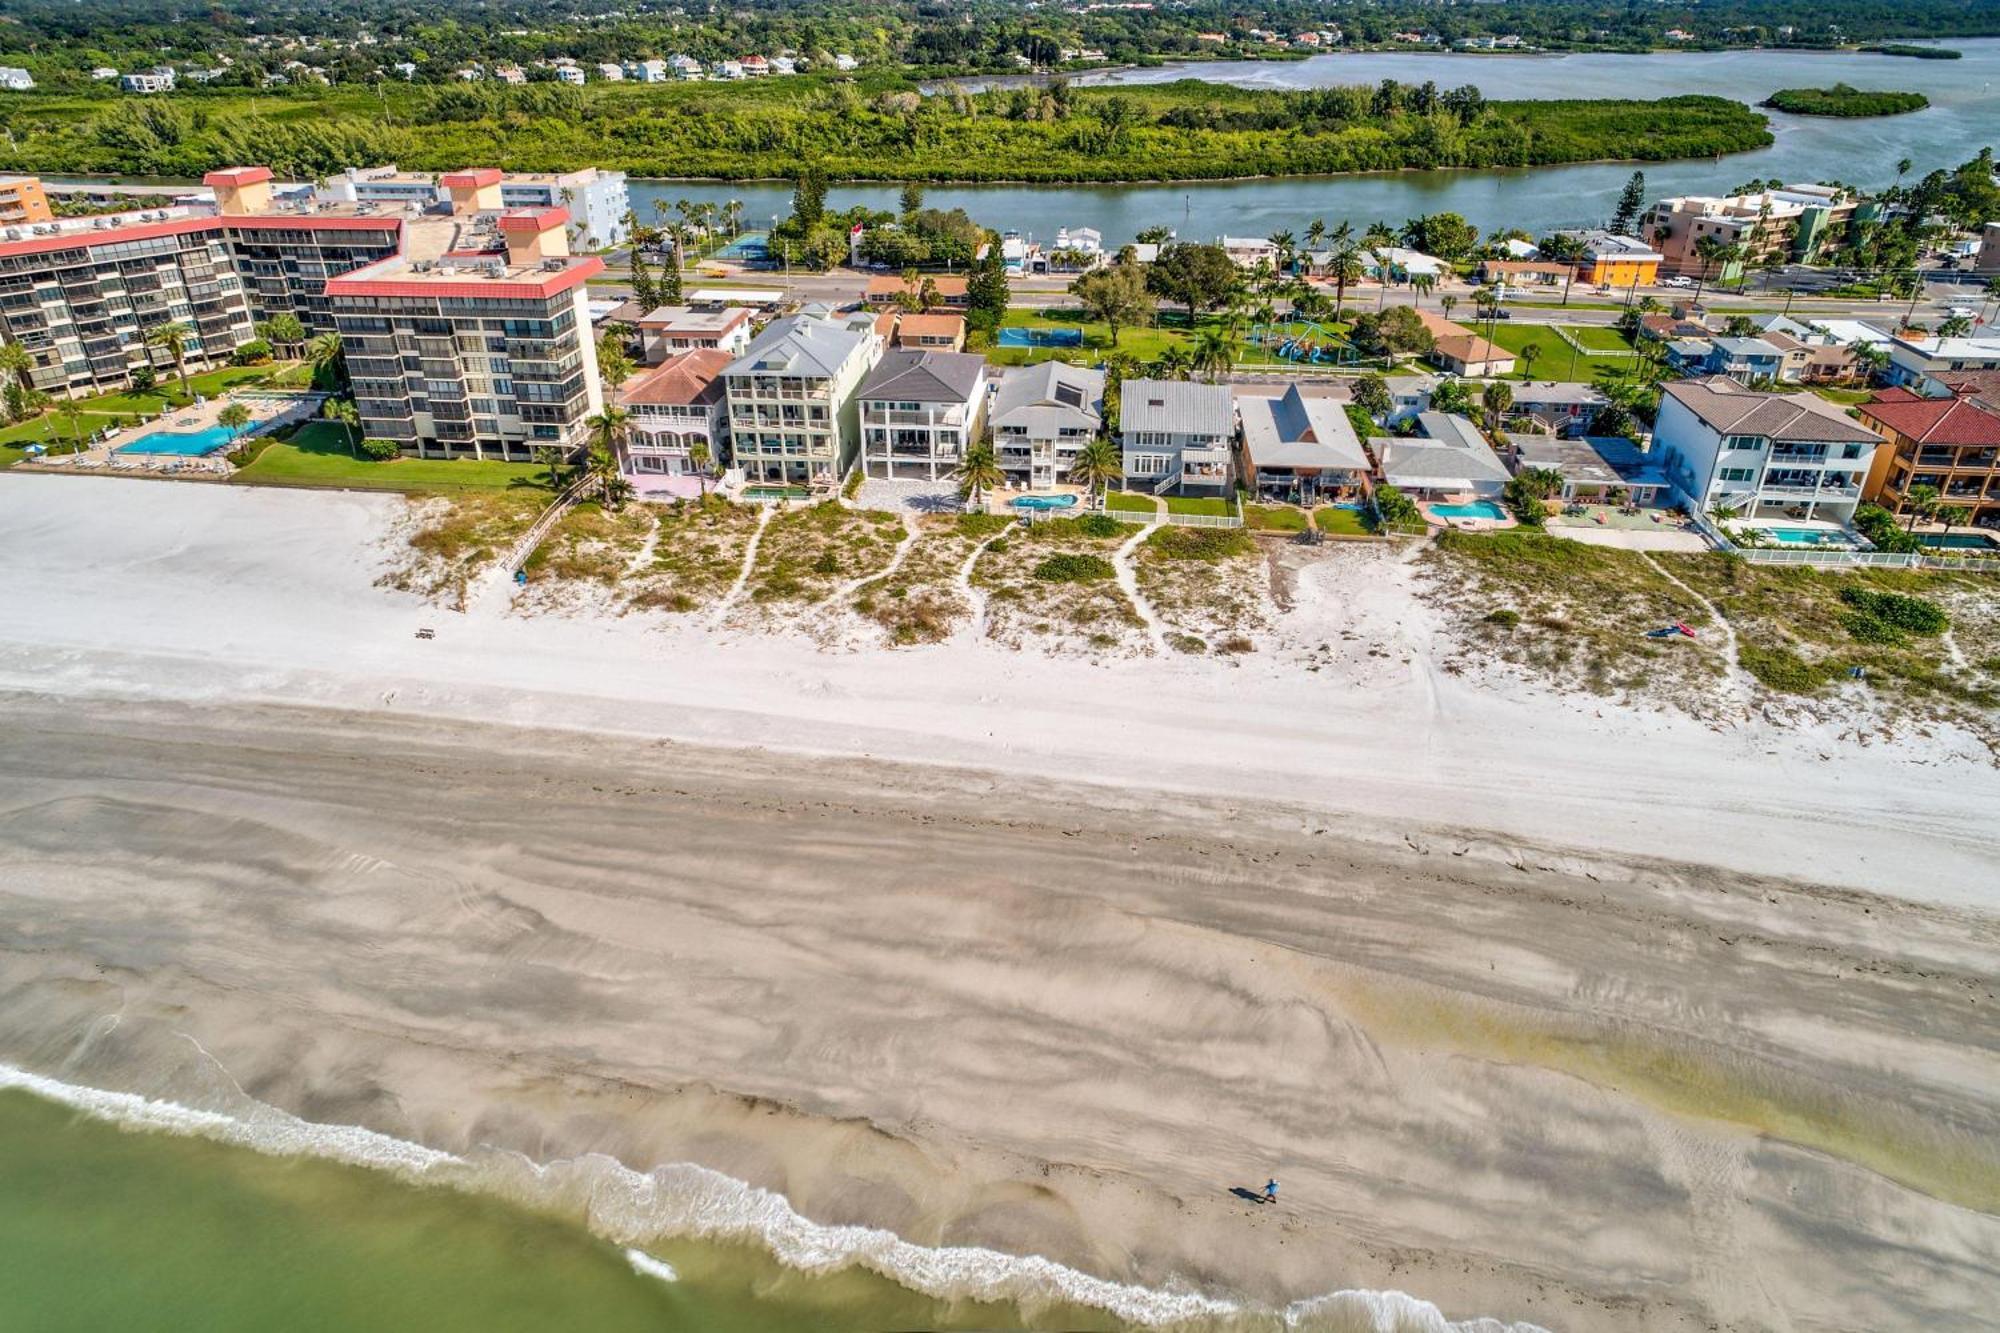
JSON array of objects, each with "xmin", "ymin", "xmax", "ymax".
[{"xmin": 0, "ymin": 473, "xmax": 1997, "ymax": 1330}]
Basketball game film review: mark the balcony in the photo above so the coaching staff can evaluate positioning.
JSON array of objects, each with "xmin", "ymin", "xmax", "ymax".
[{"xmin": 1760, "ymin": 481, "xmax": 1858, "ymax": 500}]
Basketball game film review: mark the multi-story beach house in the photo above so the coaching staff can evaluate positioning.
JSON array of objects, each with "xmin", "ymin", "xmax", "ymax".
[
  {"xmin": 1858, "ymin": 386, "xmax": 2000, "ymax": 531},
  {"xmin": 0, "ymin": 167, "xmax": 400, "ymax": 398},
  {"xmin": 330, "ymin": 200, "xmax": 606, "ymax": 463},
  {"xmin": 1883, "ymin": 330, "xmax": 2000, "ymax": 388},
  {"xmin": 855, "ymin": 349, "xmax": 988, "ymax": 482},
  {"xmin": 722, "ymin": 315, "xmax": 880, "ymax": 485},
  {"xmin": 616, "ymin": 348, "xmax": 731, "ymax": 497},
  {"xmin": 636, "ymin": 305, "xmax": 753, "ymax": 361},
  {"xmin": 989, "ymin": 360, "xmax": 1103, "ymax": 491},
  {"xmin": 1234, "ymin": 383, "xmax": 1370, "ymax": 502},
  {"xmin": 1654, "ymin": 377, "xmax": 1882, "ymax": 525},
  {"xmin": 1118, "ymin": 378, "xmax": 1235, "ymax": 496}
]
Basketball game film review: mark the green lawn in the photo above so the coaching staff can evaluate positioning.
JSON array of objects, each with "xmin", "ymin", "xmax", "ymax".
[
  {"xmin": 82, "ymin": 364, "xmax": 298, "ymax": 415},
  {"xmin": 1106, "ymin": 491, "xmax": 1158, "ymax": 513},
  {"xmin": 1566, "ymin": 324, "xmax": 1639, "ymax": 353},
  {"xmin": 980, "ymin": 308, "xmax": 1353, "ymax": 369},
  {"xmin": 1244, "ymin": 503, "xmax": 1307, "ymax": 532},
  {"xmin": 1482, "ymin": 323, "xmax": 1636, "ymax": 380},
  {"xmin": 231, "ymin": 423, "xmax": 555, "ymax": 494},
  {"xmin": 1811, "ymin": 386, "xmax": 1876, "ymax": 406},
  {"xmin": 1164, "ymin": 495, "xmax": 1231, "ymax": 516},
  {"xmin": 1314, "ymin": 505, "xmax": 1370, "ymax": 535}
]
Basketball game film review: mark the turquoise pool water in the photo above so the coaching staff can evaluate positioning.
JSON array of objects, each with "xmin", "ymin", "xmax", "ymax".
[
  {"xmin": 1758, "ymin": 525, "xmax": 1854, "ymax": 547},
  {"xmin": 1011, "ymin": 494, "xmax": 1079, "ymax": 511},
  {"xmin": 1431, "ymin": 501, "xmax": 1505, "ymax": 521},
  {"xmin": 1919, "ymin": 531, "xmax": 2000, "ymax": 550},
  {"xmin": 117, "ymin": 426, "xmax": 235, "ymax": 457}
]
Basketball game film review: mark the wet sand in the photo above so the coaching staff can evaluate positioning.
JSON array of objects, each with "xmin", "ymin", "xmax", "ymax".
[{"xmin": 2, "ymin": 693, "xmax": 1995, "ymax": 1331}]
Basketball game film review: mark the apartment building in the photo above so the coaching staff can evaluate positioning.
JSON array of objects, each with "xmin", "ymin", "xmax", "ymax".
[
  {"xmin": 0, "ymin": 176, "xmax": 53, "ymax": 228},
  {"xmin": 1884, "ymin": 329, "xmax": 2000, "ymax": 388},
  {"xmin": 329, "ymin": 201, "xmax": 606, "ymax": 462},
  {"xmin": 856, "ymin": 349, "xmax": 987, "ymax": 482},
  {"xmin": 1655, "ymin": 377, "xmax": 1882, "ymax": 524},
  {"xmin": 319, "ymin": 165, "xmax": 631, "ymax": 252},
  {"xmin": 0, "ymin": 167, "xmax": 399, "ymax": 398},
  {"xmin": 989, "ymin": 360, "xmax": 1103, "ymax": 491},
  {"xmin": 723, "ymin": 315, "xmax": 880, "ymax": 485},
  {"xmin": 1859, "ymin": 387, "xmax": 2000, "ymax": 530},
  {"xmin": 1119, "ymin": 378, "xmax": 1234, "ymax": 495},
  {"xmin": 1642, "ymin": 185, "xmax": 1876, "ymax": 279},
  {"xmin": 617, "ymin": 348, "xmax": 731, "ymax": 495}
]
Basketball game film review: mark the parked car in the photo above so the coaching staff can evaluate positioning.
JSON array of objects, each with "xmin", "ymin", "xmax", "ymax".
[
  {"xmin": 1946, "ymin": 304, "xmax": 1978, "ymax": 319},
  {"xmin": 1658, "ymin": 276, "xmax": 1693, "ymax": 289}
]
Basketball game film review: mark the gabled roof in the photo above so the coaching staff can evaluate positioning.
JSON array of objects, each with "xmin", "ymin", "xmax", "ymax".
[
  {"xmin": 992, "ymin": 361, "xmax": 1104, "ymax": 429},
  {"xmin": 1662, "ymin": 377, "xmax": 1880, "ymax": 444},
  {"xmin": 1236, "ymin": 384, "xmax": 1368, "ymax": 472},
  {"xmin": 726, "ymin": 315, "xmax": 873, "ymax": 379},
  {"xmin": 1858, "ymin": 391, "xmax": 2000, "ymax": 446},
  {"xmin": 1381, "ymin": 414, "xmax": 1510, "ymax": 488},
  {"xmin": 1434, "ymin": 332, "xmax": 1511, "ymax": 365},
  {"xmin": 857, "ymin": 349, "xmax": 986, "ymax": 403},
  {"xmin": 618, "ymin": 348, "xmax": 732, "ymax": 406},
  {"xmin": 1120, "ymin": 378, "xmax": 1234, "ymax": 436}
]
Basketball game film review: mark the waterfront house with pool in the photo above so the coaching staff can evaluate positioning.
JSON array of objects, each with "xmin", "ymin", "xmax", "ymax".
[
  {"xmin": 1655, "ymin": 378, "xmax": 1882, "ymax": 530},
  {"xmin": 723, "ymin": 315, "xmax": 881, "ymax": 487},
  {"xmin": 1119, "ymin": 378, "xmax": 1235, "ymax": 497},
  {"xmin": 855, "ymin": 349, "xmax": 988, "ymax": 483},
  {"xmin": 1378, "ymin": 412, "xmax": 1510, "ymax": 502},
  {"xmin": 1858, "ymin": 387, "xmax": 2000, "ymax": 534},
  {"xmin": 989, "ymin": 360, "xmax": 1103, "ymax": 492}
]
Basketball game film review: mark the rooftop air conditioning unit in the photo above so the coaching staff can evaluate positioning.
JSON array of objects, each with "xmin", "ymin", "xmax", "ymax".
[
  {"xmin": 483, "ymin": 262, "xmax": 506, "ymax": 278},
  {"xmin": 540, "ymin": 257, "xmax": 565, "ymax": 272},
  {"xmin": 3, "ymin": 228, "xmax": 19, "ymax": 240}
]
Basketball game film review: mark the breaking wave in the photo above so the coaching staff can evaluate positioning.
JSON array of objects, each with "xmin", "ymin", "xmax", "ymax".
[{"xmin": 0, "ymin": 1061, "xmax": 1550, "ymax": 1333}]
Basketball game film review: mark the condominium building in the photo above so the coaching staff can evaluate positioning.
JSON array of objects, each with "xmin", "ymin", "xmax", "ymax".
[
  {"xmin": 855, "ymin": 348, "xmax": 988, "ymax": 482},
  {"xmin": 1859, "ymin": 387, "xmax": 2000, "ymax": 530},
  {"xmin": 989, "ymin": 360, "xmax": 1103, "ymax": 491},
  {"xmin": 1642, "ymin": 185, "xmax": 1877, "ymax": 279},
  {"xmin": 0, "ymin": 166, "xmax": 399, "ymax": 398},
  {"xmin": 1118, "ymin": 378, "xmax": 1235, "ymax": 495},
  {"xmin": 0, "ymin": 175, "xmax": 53, "ymax": 228},
  {"xmin": 722, "ymin": 315, "xmax": 881, "ymax": 485},
  {"xmin": 617, "ymin": 348, "xmax": 731, "ymax": 496},
  {"xmin": 330, "ymin": 201, "xmax": 606, "ymax": 462},
  {"xmin": 1655, "ymin": 378, "xmax": 1882, "ymax": 524},
  {"xmin": 319, "ymin": 165, "xmax": 631, "ymax": 252}
]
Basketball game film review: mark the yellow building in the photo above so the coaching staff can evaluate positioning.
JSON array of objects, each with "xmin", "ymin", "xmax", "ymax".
[{"xmin": 1570, "ymin": 230, "xmax": 1662, "ymax": 288}]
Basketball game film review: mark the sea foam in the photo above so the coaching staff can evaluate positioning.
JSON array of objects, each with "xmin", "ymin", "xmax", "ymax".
[{"xmin": 0, "ymin": 1061, "xmax": 1550, "ymax": 1332}]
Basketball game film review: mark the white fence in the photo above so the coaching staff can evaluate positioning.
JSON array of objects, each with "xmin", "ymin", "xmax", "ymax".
[
  {"xmin": 1102, "ymin": 506, "xmax": 1244, "ymax": 530},
  {"xmin": 1686, "ymin": 504, "xmax": 1996, "ymax": 573},
  {"xmin": 503, "ymin": 474, "xmax": 598, "ymax": 574}
]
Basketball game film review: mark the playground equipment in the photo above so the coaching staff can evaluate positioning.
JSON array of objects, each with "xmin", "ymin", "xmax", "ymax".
[{"xmin": 1257, "ymin": 321, "xmax": 1358, "ymax": 366}]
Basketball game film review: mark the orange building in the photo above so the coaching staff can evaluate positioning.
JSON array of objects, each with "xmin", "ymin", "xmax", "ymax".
[
  {"xmin": 1566, "ymin": 230, "xmax": 1662, "ymax": 288},
  {"xmin": 0, "ymin": 175, "xmax": 54, "ymax": 228}
]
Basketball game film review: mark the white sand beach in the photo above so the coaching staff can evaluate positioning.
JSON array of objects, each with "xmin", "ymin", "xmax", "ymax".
[{"xmin": 1, "ymin": 472, "xmax": 1997, "ymax": 1331}]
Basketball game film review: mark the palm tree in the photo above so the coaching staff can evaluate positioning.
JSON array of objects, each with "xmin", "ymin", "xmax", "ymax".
[
  {"xmin": 1690, "ymin": 235, "xmax": 1733, "ymax": 309},
  {"xmin": 1409, "ymin": 272, "xmax": 1436, "ymax": 308},
  {"xmin": 952, "ymin": 440, "xmax": 1005, "ymax": 510},
  {"xmin": 54, "ymin": 399, "xmax": 86, "ymax": 452},
  {"xmin": 306, "ymin": 332, "xmax": 346, "ymax": 390},
  {"xmin": 1326, "ymin": 242, "xmax": 1364, "ymax": 322},
  {"xmin": 217, "ymin": 401, "xmax": 252, "ymax": 445},
  {"xmin": 1933, "ymin": 503, "xmax": 1969, "ymax": 544},
  {"xmin": 1518, "ymin": 340, "xmax": 1543, "ymax": 380},
  {"xmin": 1304, "ymin": 217, "xmax": 1328, "ymax": 256},
  {"xmin": 1903, "ymin": 482, "xmax": 1940, "ymax": 534},
  {"xmin": 322, "ymin": 397, "xmax": 361, "ymax": 457},
  {"xmin": 1068, "ymin": 436, "xmax": 1121, "ymax": 507},
  {"xmin": 1192, "ymin": 327, "xmax": 1235, "ymax": 380},
  {"xmin": 532, "ymin": 444, "xmax": 569, "ymax": 493},
  {"xmin": 1268, "ymin": 229, "xmax": 1296, "ymax": 275},
  {"xmin": 1938, "ymin": 315, "xmax": 1975, "ymax": 339},
  {"xmin": 145, "ymin": 321, "xmax": 192, "ymax": 398},
  {"xmin": 1539, "ymin": 233, "xmax": 1585, "ymax": 307},
  {"xmin": 1155, "ymin": 344, "xmax": 1195, "ymax": 380},
  {"xmin": 688, "ymin": 439, "xmax": 713, "ymax": 495},
  {"xmin": 0, "ymin": 339, "xmax": 33, "ymax": 419}
]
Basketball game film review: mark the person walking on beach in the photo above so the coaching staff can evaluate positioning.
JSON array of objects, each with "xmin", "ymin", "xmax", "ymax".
[{"xmin": 1263, "ymin": 1178, "xmax": 1278, "ymax": 1205}]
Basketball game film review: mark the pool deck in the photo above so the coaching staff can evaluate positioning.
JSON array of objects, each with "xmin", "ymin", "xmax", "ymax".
[
  {"xmin": 1422, "ymin": 500, "xmax": 1516, "ymax": 532},
  {"xmin": 15, "ymin": 391, "xmax": 319, "ymax": 478}
]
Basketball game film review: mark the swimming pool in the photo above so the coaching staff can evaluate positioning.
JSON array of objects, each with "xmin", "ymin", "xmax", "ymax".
[
  {"xmin": 1011, "ymin": 494, "xmax": 1079, "ymax": 511},
  {"xmin": 1756, "ymin": 525, "xmax": 1856, "ymax": 548},
  {"xmin": 996, "ymin": 327, "xmax": 1083, "ymax": 349},
  {"xmin": 1918, "ymin": 531, "xmax": 2000, "ymax": 550},
  {"xmin": 1431, "ymin": 501, "xmax": 1506, "ymax": 521},
  {"xmin": 116, "ymin": 426, "xmax": 236, "ymax": 457}
]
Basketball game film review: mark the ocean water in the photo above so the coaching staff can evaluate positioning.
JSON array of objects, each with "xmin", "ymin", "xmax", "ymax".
[{"xmin": 0, "ymin": 1068, "xmax": 1548, "ymax": 1333}]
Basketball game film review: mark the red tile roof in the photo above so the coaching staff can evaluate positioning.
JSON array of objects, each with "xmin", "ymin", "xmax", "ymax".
[
  {"xmin": 618, "ymin": 349, "xmax": 732, "ymax": 406},
  {"xmin": 497, "ymin": 206, "xmax": 568, "ymax": 234},
  {"xmin": 1859, "ymin": 392, "xmax": 2000, "ymax": 446},
  {"xmin": 440, "ymin": 168, "xmax": 503, "ymax": 188},
  {"xmin": 0, "ymin": 213, "xmax": 398, "ymax": 261}
]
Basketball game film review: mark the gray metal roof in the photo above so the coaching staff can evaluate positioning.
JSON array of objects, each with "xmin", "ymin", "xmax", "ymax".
[
  {"xmin": 1236, "ymin": 384, "xmax": 1369, "ymax": 472},
  {"xmin": 991, "ymin": 361, "xmax": 1103, "ymax": 430},
  {"xmin": 726, "ymin": 315, "xmax": 873, "ymax": 380},
  {"xmin": 1381, "ymin": 413, "xmax": 1511, "ymax": 489},
  {"xmin": 856, "ymin": 349, "xmax": 986, "ymax": 403},
  {"xmin": 1120, "ymin": 378, "xmax": 1234, "ymax": 436}
]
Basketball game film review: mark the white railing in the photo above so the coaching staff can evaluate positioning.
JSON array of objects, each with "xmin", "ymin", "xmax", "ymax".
[{"xmin": 1685, "ymin": 504, "xmax": 1995, "ymax": 572}]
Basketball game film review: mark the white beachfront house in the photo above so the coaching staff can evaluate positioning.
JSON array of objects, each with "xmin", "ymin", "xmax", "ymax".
[
  {"xmin": 1221, "ymin": 236, "xmax": 1279, "ymax": 269},
  {"xmin": 855, "ymin": 349, "xmax": 989, "ymax": 482},
  {"xmin": 722, "ymin": 315, "xmax": 881, "ymax": 486},
  {"xmin": 1119, "ymin": 378, "xmax": 1235, "ymax": 496},
  {"xmin": 1378, "ymin": 412, "xmax": 1511, "ymax": 500},
  {"xmin": 991, "ymin": 361, "xmax": 1104, "ymax": 491},
  {"xmin": 636, "ymin": 305, "xmax": 754, "ymax": 361},
  {"xmin": 1654, "ymin": 377, "xmax": 1882, "ymax": 525}
]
